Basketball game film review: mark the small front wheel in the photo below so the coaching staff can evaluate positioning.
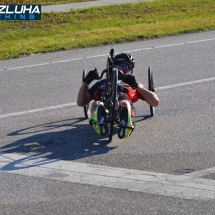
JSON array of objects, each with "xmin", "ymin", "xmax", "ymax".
[{"xmin": 109, "ymin": 69, "xmax": 118, "ymax": 143}]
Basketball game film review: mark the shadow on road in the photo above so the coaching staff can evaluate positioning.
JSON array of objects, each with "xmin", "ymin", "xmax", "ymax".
[{"xmin": 1, "ymin": 117, "xmax": 116, "ymax": 162}]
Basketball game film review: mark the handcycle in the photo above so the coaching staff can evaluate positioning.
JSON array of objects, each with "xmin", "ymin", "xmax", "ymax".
[{"xmin": 82, "ymin": 49, "xmax": 155, "ymax": 142}]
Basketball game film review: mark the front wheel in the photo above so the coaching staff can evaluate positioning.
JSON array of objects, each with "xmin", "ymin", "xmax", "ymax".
[
  {"xmin": 109, "ymin": 69, "xmax": 118, "ymax": 143},
  {"xmin": 148, "ymin": 67, "xmax": 154, "ymax": 117}
]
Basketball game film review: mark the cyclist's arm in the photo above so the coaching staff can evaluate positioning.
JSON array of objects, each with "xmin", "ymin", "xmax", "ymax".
[
  {"xmin": 136, "ymin": 83, "xmax": 160, "ymax": 107},
  {"xmin": 77, "ymin": 82, "xmax": 92, "ymax": 107}
]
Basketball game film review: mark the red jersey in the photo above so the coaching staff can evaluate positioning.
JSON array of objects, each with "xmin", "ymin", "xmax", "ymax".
[{"xmin": 88, "ymin": 79, "xmax": 145, "ymax": 103}]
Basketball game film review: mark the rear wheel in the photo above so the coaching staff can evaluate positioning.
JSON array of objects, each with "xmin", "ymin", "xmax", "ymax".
[
  {"xmin": 83, "ymin": 70, "xmax": 89, "ymax": 119},
  {"xmin": 109, "ymin": 69, "xmax": 118, "ymax": 143},
  {"xmin": 148, "ymin": 67, "xmax": 154, "ymax": 117}
]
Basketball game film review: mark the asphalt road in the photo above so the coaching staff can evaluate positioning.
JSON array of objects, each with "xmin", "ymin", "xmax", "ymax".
[
  {"xmin": 1, "ymin": 30, "xmax": 215, "ymax": 214},
  {"xmin": 41, "ymin": 0, "xmax": 155, "ymax": 13}
]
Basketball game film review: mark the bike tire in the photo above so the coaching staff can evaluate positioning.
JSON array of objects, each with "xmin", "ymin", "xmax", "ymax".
[
  {"xmin": 109, "ymin": 69, "xmax": 118, "ymax": 143},
  {"xmin": 148, "ymin": 67, "xmax": 154, "ymax": 117},
  {"xmin": 83, "ymin": 70, "xmax": 89, "ymax": 119}
]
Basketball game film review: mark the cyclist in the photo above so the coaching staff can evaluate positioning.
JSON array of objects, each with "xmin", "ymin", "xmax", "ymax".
[{"xmin": 77, "ymin": 53, "xmax": 160, "ymax": 139}]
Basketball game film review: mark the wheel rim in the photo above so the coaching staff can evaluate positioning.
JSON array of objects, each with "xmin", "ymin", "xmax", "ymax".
[
  {"xmin": 83, "ymin": 70, "xmax": 89, "ymax": 119},
  {"xmin": 148, "ymin": 67, "xmax": 154, "ymax": 117}
]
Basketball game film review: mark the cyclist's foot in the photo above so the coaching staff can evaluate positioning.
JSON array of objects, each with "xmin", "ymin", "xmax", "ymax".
[
  {"xmin": 118, "ymin": 107, "xmax": 134, "ymax": 139},
  {"xmin": 89, "ymin": 105, "xmax": 107, "ymax": 136}
]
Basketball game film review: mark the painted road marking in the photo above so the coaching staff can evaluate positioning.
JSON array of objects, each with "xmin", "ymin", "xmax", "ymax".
[
  {"xmin": 1, "ymin": 38, "xmax": 215, "ymax": 72},
  {"xmin": 1, "ymin": 152, "xmax": 215, "ymax": 201},
  {"xmin": 0, "ymin": 102, "xmax": 77, "ymax": 119},
  {"xmin": 156, "ymin": 77, "xmax": 215, "ymax": 90},
  {"xmin": 0, "ymin": 76, "xmax": 214, "ymax": 119}
]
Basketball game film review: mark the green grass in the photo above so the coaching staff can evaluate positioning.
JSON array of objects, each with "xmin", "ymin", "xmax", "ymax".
[{"xmin": 0, "ymin": 0, "xmax": 215, "ymax": 60}]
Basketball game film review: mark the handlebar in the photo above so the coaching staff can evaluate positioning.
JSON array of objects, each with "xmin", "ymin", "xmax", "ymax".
[
  {"xmin": 95, "ymin": 68, "xmax": 108, "ymax": 80},
  {"xmin": 95, "ymin": 68, "xmax": 125, "ymax": 81}
]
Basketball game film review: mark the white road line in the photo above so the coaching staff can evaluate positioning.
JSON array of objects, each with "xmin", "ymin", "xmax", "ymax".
[
  {"xmin": 1, "ymin": 38, "xmax": 215, "ymax": 72},
  {"xmin": 1, "ymin": 152, "xmax": 215, "ymax": 201},
  {"xmin": 0, "ymin": 102, "xmax": 77, "ymax": 119},
  {"xmin": 0, "ymin": 76, "xmax": 215, "ymax": 119},
  {"xmin": 156, "ymin": 77, "xmax": 215, "ymax": 90}
]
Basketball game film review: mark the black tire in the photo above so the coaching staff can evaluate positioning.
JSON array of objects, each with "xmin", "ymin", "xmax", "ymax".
[
  {"xmin": 148, "ymin": 67, "xmax": 154, "ymax": 117},
  {"xmin": 109, "ymin": 69, "xmax": 118, "ymax": 142},
  {"xmin": 83, "ymin": 70, "xmax": 89, "ymax": 119}
]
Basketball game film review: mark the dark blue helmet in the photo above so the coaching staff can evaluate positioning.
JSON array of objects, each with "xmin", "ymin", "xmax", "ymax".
[{"xmin": 113, "ymin": 53, "xmax": 135, "ymax": 70}]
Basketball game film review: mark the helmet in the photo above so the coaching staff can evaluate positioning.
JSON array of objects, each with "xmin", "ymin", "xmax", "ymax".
[{"xmin": 112, "ymin": 53, "xmax": 135, "ymax": 71}]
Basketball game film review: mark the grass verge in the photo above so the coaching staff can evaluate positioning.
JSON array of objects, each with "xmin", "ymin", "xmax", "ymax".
[{"xmin": 0, "ymin": 0, "xmax": 215, "ymax": 60}]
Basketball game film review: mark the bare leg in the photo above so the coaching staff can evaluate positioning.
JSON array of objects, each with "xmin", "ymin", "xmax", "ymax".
[
  {"xmin": 119, "ymin": 100, "xmax": 131, "ymax": 113},
  {"xmin": 90, "ymin": 101, "xmax": 104, "ymax": 118}
]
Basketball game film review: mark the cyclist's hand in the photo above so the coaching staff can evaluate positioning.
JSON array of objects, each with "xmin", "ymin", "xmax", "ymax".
[
  {"xmin": 123, "ymin": 74, "xmax": 138, "ymax": 89},
  {"xmin": 118, "ymin": 70, "xmax": 125, "ymax": 80},
  {"xmin": 83, "ymin": 68, "xmax": 99, "ymax": 85}
]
